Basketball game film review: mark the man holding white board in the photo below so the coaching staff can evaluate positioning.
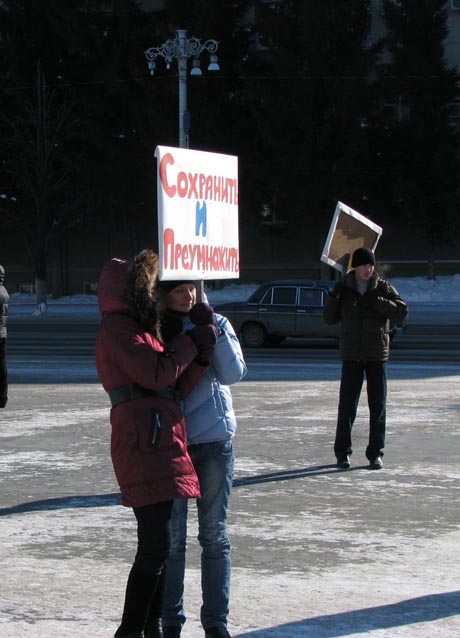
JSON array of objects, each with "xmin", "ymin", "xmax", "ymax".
[{"xmin": 322, "ymin": 204, "xmax": 408, "ymax": 469}]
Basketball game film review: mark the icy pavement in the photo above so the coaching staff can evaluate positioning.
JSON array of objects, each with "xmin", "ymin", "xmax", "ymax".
[{"xmin": 0, "ymin": 358, "xmax": 459, "ymax": 637}]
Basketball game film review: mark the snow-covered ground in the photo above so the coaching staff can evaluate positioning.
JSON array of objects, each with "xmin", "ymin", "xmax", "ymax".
[
  {"xmin": 389, "ymin": 274, "xmax": 460, "ymax": 303},
  {"xmin": 1, "ymin": 364, "xmax": 459, "ymax": 637},
  {"xmin": 1, "ymin": 274, "xmax": 460, "ymax": 637},
  {"xmin": 7, "ymin": 274, "xmax": 460, "ymax": 315}
]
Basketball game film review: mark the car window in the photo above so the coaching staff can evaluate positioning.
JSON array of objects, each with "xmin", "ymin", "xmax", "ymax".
[
  {"xmin": 258, "ymin": 288, "xmax": 272, "ymax": 304},
  {"xmin": 271, "ymin": 287, "xmax": 297, "ymax": 305},
  {"xmin": 248, "ymin": 288, "xmax": 268, "ymax": 303},
  {"xmin": 299, "ymin": 288, "xmax": 324, "ymax": 306}
]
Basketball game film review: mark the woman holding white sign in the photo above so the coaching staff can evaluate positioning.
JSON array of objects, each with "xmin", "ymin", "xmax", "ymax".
[{"xmin": 151, "ymin": 280, "xmax": 246, "ymax": 638}]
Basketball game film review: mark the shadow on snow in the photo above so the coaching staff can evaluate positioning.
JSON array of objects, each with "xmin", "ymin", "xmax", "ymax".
[
  {"xmin": 0, "ymin": 464, "xmax": 373, "ymax": 517},
  {"xmin": 234, "ymin": 591, "xmax": 460, "ymax": 637}
]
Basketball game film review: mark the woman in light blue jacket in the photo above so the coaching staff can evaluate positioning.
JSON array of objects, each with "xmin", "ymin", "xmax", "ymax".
[{"xmin": 149, "ymin": 280, "xmax": 246, "ymax": 638}]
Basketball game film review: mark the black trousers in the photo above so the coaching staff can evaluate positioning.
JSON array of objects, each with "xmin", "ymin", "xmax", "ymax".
[
  {"xmin": 116, "ymin": 500, "xmax": 173, "ymax": 636},
  {"xmin": 334, "ymin": 360, "xmax": 387, "ymax": 461},
  {"xmin": 0, "ymin": 338, "xmax": 7, "ymax": 407}
]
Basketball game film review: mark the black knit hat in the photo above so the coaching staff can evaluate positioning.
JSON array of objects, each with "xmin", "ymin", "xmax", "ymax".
[
  {"xmin": 157, "ymin": 279, "xmax": 195, "ymax": 294},
  {"xmin": 351, "ymin": 247, "xmax": 375, "ymax": 268}
]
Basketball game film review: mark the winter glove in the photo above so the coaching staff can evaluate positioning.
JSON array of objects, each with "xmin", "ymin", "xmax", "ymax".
[
  {"xmin": 161, "ymin": 312, "xmax": 184, "ymax": 342},
  {"xmin": 331, "ymin": 281, "xmax": 346, "ymax": 299},
  {"xmin": 359, "ymin": 289, "xmax": 378, "ymax": 308},
  {"xmin": 189, "ymin": 302, "xmax": 216, "ymax": 326},
  {"xmin": 186, "ymin": 324, "xmax": 218, "ymax": 365}
]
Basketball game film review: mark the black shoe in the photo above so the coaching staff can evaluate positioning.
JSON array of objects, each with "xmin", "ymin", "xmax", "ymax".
[
  {"xmin": 204, "ymin": 627, "xmax": 231, "ymax": 638},
  {"xmin": 163, "ymin": 627, "xmax": 181, "ymax": 638},
  {"xmin": 336, "ymin": 455, "xmax": 350, "ymax": 468},
  {"xmin": 145, "ymin": 618, "xmax": 163, "ymax": 638},
  {"xmin": 369, "ymin": 456, "xmax": 383, "ymax": 470},
  {"xmin": 114, "ymin": 631, "xmax": 144, "ymax": 638}
]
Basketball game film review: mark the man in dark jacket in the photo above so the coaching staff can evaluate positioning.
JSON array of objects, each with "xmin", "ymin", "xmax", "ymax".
[
  {"xmin": 323, "ymin": 247, "xmax": 408, "ymax": 469},
  {"xmin": 0, "ymin": 264, "xmax": 9, "ymax": 408}
]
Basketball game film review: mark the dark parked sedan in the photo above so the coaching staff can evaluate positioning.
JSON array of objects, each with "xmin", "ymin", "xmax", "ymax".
[{"xmin": 214, "ymin": 280, "xmax": 339, "ymax": 347}]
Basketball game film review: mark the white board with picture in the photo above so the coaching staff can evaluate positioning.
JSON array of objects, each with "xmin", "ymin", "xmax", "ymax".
[{"xmin": 321, "ymin": 201, "xmax": 382, "ymax": 273}]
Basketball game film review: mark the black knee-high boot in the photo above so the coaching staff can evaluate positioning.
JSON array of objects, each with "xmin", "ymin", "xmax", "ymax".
[
  {"xmin": 114, "ymin": 564, "xmax": 162, "ymax": 638},
  {"xmin": 144, "ymin": 571, "xmax": 164, "ymax": 638}
]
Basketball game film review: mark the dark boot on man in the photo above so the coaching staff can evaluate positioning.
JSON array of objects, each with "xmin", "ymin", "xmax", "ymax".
[
  {"xmin": 336, "ymin": 455, "xmax": 350, "ymax": 468},
  {"xmin": 369, "ymin": 456, "xmax": 383, "ymax": 469},
  {"xmin": 163, "ymin": 627, "xmax": 182, "ymax": 638},
  {"xmin": 204, "ymin": 627, "xmax": 231, "ymax": 638},
  {"xmin": 144, "ymin": 617, "xmax": 163, "ymax": 638}
]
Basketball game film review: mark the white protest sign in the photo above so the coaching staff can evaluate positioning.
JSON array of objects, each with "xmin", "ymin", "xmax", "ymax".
[
  {"xmin": 155, "ymin": 145, "xmax": 239, "ymax": 281},
  {"xmin": 321, "ymin": 201, "xmax": 382, "ymax": 273}
]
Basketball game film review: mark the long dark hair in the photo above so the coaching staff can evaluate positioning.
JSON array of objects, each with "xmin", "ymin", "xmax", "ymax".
[{"xmin": 127, "ymin": 249, "xmax": 162, "ymax": 338}]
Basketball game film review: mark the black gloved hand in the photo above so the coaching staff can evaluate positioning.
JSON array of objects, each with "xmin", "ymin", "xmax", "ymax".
[
  {"xmin": 331, "ymin": 281, "xmax": 346, "ymax": 299},
  {"xmin": 161, "ymin": 312, "xmax": 184, "ymax": 342},
  {"xmin": 189, "ymin": 302, "xmax": 215, "ymax": 326},
  {"xmin": 186, "ymin": 324, "xmax": 218, "ymax": 363},
  {"xmin": 359, "ymin": 289, "xmax": 378, "ymax": 308}
]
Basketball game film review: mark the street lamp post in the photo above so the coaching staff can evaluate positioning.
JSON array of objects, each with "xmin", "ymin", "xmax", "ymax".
[
  {"xmin": 145, "ymin": 30, "xmax": 220, "ymax": 300},
  {"xmin": 144, "ymin": 29, "xmax": 220, "ymax": 149}
]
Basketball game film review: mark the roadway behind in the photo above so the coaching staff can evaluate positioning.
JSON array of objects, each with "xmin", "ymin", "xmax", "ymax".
[{"xmin": 8, "ymin": 303, "xmax": 460, "ymax": 360}]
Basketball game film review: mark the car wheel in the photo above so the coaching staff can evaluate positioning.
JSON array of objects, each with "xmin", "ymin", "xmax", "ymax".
[
  {"xmin": 241, "ymin": 322, "xmax": 266, "ymax": 347},
  {"xmin": 266, "ymin": 335, "xmax": 286, "ymax": 345}
]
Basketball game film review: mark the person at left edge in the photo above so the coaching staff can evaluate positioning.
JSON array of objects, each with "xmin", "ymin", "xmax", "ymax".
[
  {"xmin": 0, "ymin": 264, "xmax": 9, "ymax": 408},
  {"xmin": 96, "ymin": 249, "xmax": 218, "ymax": 638}
]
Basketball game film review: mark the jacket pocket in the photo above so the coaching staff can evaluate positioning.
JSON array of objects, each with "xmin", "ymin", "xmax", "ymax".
[
  {"xmin": 137, "ymin": 403, "xmax": 184, "ymax": 456},
  {"xmin": 147, "ymin": 410, "xmax": 162, "ymax": 448}
]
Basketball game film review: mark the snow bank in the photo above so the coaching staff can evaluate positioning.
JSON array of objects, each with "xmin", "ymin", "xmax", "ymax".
[{"xmin": 9, "ymin": 274, "xmax": 460, "ymax": 309}]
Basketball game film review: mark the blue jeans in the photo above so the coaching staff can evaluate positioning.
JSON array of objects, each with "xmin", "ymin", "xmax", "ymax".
[
  {"xmin": 162, "ymin": 439, "xmax": 234, "ymax": 630},
  {"xmin": 334, "ymin": 360, "xmax": 387, "ymax": 461}
]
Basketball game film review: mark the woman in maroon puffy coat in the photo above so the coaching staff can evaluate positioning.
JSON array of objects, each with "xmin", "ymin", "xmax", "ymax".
[{"xmin": 96, "ymin": 249, "xmax": 218, "ymax": 638}]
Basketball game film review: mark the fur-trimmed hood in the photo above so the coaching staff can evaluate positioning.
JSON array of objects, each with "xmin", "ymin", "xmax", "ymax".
[{"xmin": 97, "ymin": 249, "xmax": 161, "ymax": 334}]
